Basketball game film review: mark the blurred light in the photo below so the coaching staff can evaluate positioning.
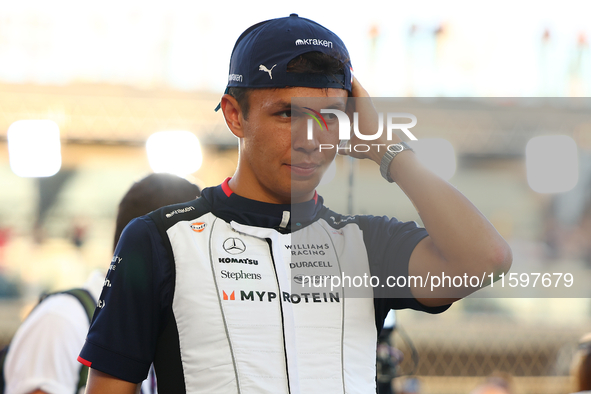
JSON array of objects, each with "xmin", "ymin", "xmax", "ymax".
[
  {"xmin": 408, "ymin": 138, "xmax": 456, "ymax": 180},
  {"xmin": 526, "ymin": 135, "xmax": 578, "ymax": 193},
  {"xmin": 146, "ymin": 131, "xmax": 202, "ymax": 177},
  {"xmin": 7, "ymin": 120, "xmax": 61, "ymax": 178},
  {"xmin": 318, "ymin": 159, "xmax": 337, "ymax": 186}
]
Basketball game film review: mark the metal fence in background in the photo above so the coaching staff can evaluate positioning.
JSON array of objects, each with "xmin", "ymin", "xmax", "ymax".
[{"xmin": 391, "ymin": 311, "xmax": 586, "ymax": 394}]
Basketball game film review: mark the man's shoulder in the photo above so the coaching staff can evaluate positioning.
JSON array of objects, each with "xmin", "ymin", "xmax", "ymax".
[{"xmin": 18, "ymin": 293, "xmax": 89, "ymax": 330}]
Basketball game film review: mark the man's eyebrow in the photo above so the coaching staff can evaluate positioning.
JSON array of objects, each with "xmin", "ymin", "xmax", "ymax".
[
  {"xmin": 270, "ymin": 100, "xmax": 292, "ymax": 110},
  {"xmin": 325, "ymin": 101, "xmax": 347, "ymax": 110},
  {"xmin": 287, "ymin": 99, "xmax": 347, "ymax": 112}
]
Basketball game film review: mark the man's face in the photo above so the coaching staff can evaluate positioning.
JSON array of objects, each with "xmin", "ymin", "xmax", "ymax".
[{"xmin": 238, "ymin": 87, "xmax": 347, "ymax": 204}]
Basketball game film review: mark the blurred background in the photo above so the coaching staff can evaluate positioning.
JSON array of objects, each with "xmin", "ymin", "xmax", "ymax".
[{"xmin": 0, "ymin": 1, "xmax": 590, "ymax": 393}]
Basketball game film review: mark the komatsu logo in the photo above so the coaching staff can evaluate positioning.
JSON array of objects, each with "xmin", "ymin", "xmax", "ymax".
[
  {"xmin": 219, "ymin": 257, "xmax": 259, "ymax": 265},
  {"xmin": 295, "ymin": 38, "xmax": 333, "ymax": 48}
]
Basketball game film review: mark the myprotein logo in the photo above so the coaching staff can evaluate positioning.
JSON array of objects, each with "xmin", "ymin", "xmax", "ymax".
[
  {"xmin": 295, "ymin": 38, "xmax": 333, "ymax": 48},
  {"xmin": 223, "ymin": 291, "xmax": 235, "ymax": 300},
  {"xmin": 222, "ymin": 289, "xmax": 340, "ymax": 304},
  {"xmin": 306, "ymin": 109, "xmax": 418, "ymax": 151}
]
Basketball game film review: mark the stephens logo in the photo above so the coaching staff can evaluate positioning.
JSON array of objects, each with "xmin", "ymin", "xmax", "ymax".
[
  {"xmin": 223, "ymin": 238, "xmax": 246, "ymax": 254},
  {"xmin": 191, "ymin": 222, "xmax": 206, "ymax": 232},
  {"xmin": 221, "ymin": 269, "xmax": 262, "ymax": 281}
]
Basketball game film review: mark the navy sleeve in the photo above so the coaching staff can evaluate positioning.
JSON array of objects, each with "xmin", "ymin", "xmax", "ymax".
[
  {"xmin": 78, "ymin": 216, "xmax": 173, "ymax": 383},
  {"xmin": 357, "ymin": 215, "xmax": 451, "ymax": 331}
]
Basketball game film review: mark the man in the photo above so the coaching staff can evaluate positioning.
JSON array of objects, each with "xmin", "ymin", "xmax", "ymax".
[
  {"xmin": 80, "ymin": 14, "xmax": 512, "ymax": 393},
  {"xmin": 2, "ymin": 173, "xmax": 199, "ymax": 394}
]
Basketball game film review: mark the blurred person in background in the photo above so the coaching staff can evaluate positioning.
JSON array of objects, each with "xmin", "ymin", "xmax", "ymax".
[
  {"xmin": 571, "ymin": 333, "xmax": 591, "ymax": 394},
  {"xmin": 2, "ymin": 173, "xmax": 200, "ymax": 394},
  {"xmin": 398, "ymin": 377, "xmax": 421, "ymax": 394},
  {"xmin": 469, "ymin": 371, "xmax": 513, "ymax": 394},
  {"xmin": 377, "ymin": 310, "xmax": 402, "ymax": 394},
  {"xmin": 80, "ymin": 14, "xmax": 511, "ymax": 393}
]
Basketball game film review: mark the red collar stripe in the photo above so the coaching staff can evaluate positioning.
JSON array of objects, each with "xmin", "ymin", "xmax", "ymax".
[
  {"xmin": 221, "ymin": 177, "xmax": 233, "ymax": 197},
  {"xmin": 222, "ymin": 177, "xmax": 318, "ymax": 205}
]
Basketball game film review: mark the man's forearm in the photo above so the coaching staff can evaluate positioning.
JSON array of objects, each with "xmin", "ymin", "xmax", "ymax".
[
  {"xmin": 85, "ymin": 369, "xmax": 140, "ymax": 394},
  {"xmin": 390, "ymin": 150, "xmax": 512, "ymax": 278},
  {"xmin": 348, "ymin": 76, "xmax": 511, "ymax": 300}
]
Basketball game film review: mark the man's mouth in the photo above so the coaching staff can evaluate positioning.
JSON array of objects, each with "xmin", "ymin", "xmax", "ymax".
[{"xmin": 287, "ymin": 163, "xmax": 320, "ymax": 177}]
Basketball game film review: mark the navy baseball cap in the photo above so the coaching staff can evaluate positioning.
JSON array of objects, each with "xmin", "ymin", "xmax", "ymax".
[{"xmin": 215, "ymin": 14, "xmax": 353, "ymax": 111}]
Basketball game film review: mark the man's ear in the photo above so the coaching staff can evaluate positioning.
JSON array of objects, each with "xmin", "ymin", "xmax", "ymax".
[{"xmin": 221, "ymin": 94, "xmax": 245, "ymax": 138}]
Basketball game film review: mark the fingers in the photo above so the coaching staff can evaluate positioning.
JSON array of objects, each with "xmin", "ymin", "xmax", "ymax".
[
  {"xmin": 345, "ymin": 76, "xmax": 389, "ymax": 163},
  {"xmin": 351, "ymin": 76, "xmax": 370, "ymax": 98},
  {"xmin": 337, "ymin": 139, "xmax": 352, "ymax": 156}
]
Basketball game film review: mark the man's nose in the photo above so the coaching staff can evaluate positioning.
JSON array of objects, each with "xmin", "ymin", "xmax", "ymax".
[{"xmin": 292, "ymin": 119, "xmax": 321, "ymax": 152}]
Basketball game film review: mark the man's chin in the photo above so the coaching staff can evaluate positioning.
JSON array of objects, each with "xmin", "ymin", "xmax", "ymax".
[{"xmin": 290, "ymin": 177, "xmax": 322, "ymax": 203}]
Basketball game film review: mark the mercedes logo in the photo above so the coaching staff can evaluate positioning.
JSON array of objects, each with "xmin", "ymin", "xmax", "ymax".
[{"xmin": 223, "ymin": 238, "xmax": 246, "ymax": 254}]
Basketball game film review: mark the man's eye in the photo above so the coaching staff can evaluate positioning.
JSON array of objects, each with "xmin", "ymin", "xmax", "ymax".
[
  {"xmin": 278, "ymin": 110, "xmax": 292, "ymax": 118},
  {"xmin": 324, "ymin": 113, "xmax": 337, "ymax": 121}
]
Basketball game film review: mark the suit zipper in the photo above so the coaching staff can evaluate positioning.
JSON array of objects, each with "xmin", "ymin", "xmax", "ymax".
[{"xmin": 265, "ymin": 238, "xmax": 292, "ymax": 394}]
